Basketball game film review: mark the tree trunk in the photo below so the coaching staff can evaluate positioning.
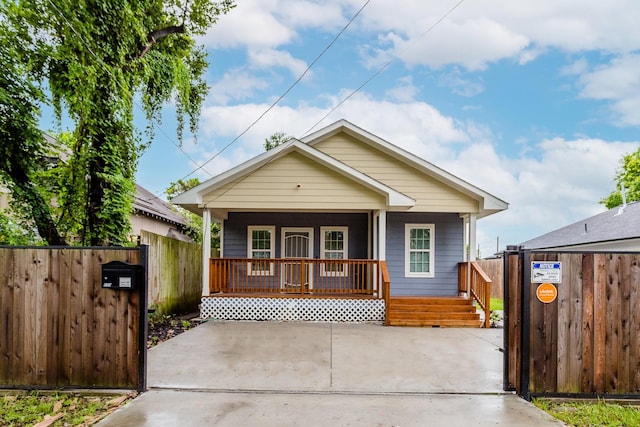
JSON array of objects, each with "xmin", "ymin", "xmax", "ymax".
[{"xmin": 8, "ymin": 171, "xmax": 67, "ymax": 246}]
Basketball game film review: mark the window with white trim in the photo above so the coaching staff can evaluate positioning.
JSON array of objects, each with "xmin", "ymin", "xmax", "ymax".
[
  {"xmin": 320, "ymin": 227, "xmax": 348, "ymax": 277},
  {"xmin": 247, "ymin": 226, "xmax": 275, "ymax": 276},
  {"xmin": 405, "ymin": 224, "xmax": 435, "ymax": 278}
]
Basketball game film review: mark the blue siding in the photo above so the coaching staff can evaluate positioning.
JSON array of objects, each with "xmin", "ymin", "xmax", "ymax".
[
  {"xmin": 386, "ymin": 212, "xmax": 463, "ymax": 296},
  {"xmin": 224, "ymin": 212, "xmax": 369, "ymax": 259}
]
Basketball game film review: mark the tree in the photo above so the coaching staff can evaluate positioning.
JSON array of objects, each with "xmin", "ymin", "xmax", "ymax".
[
  {"xmin": 0, "ymin": 37, "xmax": 67, "ymax": 245},
  {"xmin": 601, "ymin": 148, "xmax": 640, "ymax": 209},
  {"xmin": 264, "ymin": 132, "xmax": 291, "ymax": 151},
  {"xmin": 0, "ymin": 0, "xmax": 234, "ymax": 245}
]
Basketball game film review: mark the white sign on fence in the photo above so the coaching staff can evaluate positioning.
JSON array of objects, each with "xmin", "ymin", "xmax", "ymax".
[{"xmin": 531, "ymin": 262, "xmax": 562, "ymax": 283}]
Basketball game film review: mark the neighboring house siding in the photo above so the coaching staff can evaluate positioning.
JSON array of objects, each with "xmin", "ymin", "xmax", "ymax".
[
  {"xmin": 203, "ymin": 152, "xmax": 387, "ymax": 210},
  {"xmin": 224, "ymin": 212, "xmax": 369, "ymax": 259},
  {"xmin": 386, "ymin": 212, "xmax": 463, "ymax": 296},
  {"xmin": 313, "ymin": 133, "xmax": 478, "ymax": 212}
]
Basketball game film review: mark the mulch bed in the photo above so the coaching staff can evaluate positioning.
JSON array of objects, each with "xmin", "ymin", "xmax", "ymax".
[{"xmin": 147, "ymin": 312, "xmax": 203, "ymax": 349}]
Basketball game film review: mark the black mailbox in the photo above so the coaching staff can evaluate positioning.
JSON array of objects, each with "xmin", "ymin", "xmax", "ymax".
[{"xmin": 102, "ymin": 261, "xmax": 143, "ymax": 290}]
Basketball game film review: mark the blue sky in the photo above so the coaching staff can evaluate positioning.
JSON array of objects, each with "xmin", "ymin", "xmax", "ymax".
[{"xmin": 128, "ymin": 0, "xmax": 640, "ymax": 257}]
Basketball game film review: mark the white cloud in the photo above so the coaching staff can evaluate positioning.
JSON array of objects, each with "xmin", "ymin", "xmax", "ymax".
[
  {"xmin": 560, "ymin": 58, "xmax": 589, "ymax": 76},
  {"xmin": 474, "ymin": 137, "xmax": 638, "ymax": 252},
  {"xmin": 384, "ymin": 76, "xmax": 419, "ymax": 102},
  {"xmin": 439, "ymin": 69, "xmax": 484, "ymax": 97},
  {"xmin": 199, "ymin": 1, "xmax": 295, "ymax": 49},
  {"xmin": 248, "ymin": 48, "xmax": 309, "ymax": 77},
  {"xmin": 578, "ymin": 54, "xmax": 640, "ymax": 126},
  {"xmin": 207, "ymin": 69, "xmax": 269, "ymax": 104}
]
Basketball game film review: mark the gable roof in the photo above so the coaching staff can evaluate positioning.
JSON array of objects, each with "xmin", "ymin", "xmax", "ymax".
[
  {"xmin": 520, "ymin": 201, "xmax": 640, "ymax": 250},
  {"xmin": 133, "ymin": 184, "xmax": 187, "ymax": 228},
  {"xmin": 172, "ymin": 138, "xmax": 416, "ymax": 214},
  {"xmin": 302, "ymin": 120, "xmax": 507, "ymax": 217},
  {"xmin": 173, "ymin": 119, "xmax": 508, "ymax": 218}
]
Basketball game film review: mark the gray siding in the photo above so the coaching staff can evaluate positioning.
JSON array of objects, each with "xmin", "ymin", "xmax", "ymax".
[
  {"xmin": 386, "ymin": 212, "xmax": 463, "ymax": 296},
  {"xmin": 224, "ymin": 212, "xmax": 369, "ymax": 259}
]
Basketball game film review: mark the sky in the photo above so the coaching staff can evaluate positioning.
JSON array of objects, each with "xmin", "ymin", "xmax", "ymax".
[{"xmin": 130, "ymin": 0, "xmax": 640, "ymax": 257}]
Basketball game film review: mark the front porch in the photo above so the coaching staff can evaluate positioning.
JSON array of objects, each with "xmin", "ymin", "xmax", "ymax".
[{"xmin": 200, "ymin": 258, "xmax": 492, "ymax": 327}]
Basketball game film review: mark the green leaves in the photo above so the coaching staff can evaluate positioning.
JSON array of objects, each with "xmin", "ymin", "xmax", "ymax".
[
  {"xmin": 601, "ymin": 148, "xmax": 640, "ymax": 209},
  {"xmin": 1, "ymin": 0, "xmax": 234, "ymax": 245}
]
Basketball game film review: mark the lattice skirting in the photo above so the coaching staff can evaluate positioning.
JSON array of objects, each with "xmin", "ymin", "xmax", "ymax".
[{"xmin": 200, "ymin": 296, "xmax": 385, "ymax": 322}]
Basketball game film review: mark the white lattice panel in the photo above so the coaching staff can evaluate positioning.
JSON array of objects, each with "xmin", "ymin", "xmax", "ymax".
[{"xmin": 200, "ymin": 297, "xmax": 385, "ymax": 322}]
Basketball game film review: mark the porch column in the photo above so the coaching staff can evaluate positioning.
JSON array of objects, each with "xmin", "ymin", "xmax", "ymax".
[
  {"xmin": 202, "ymin": 208, "xmax": 212, "ymax": 297},
  {"xmin": 468, "ymin": 213, "xmax": 477, "ymax": 261},
  {"xmin": 467, "ymin": 213, "xmax": 477, "ymax": 297},
  {"xmin": 378, "ymin": 210, "xmax": 386, "ymax": 261}
]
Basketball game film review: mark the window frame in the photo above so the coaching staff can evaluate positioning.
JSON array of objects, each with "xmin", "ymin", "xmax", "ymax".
[
  {"xmin": 320, "ymin": 226, "xmax": 349, "ymax": 277},
  {"xmin": 404, "ymin": 223, "xmax": 435, "ymax": 278},
  {"xmin": 247, "ymin": 225, "xmax": 275, "ymax": 276}
]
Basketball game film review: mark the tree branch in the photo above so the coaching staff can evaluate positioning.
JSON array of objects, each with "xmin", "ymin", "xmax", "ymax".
[{"xmin": 137, "ymin": 24, "xmax": 185, "ymax": 59}]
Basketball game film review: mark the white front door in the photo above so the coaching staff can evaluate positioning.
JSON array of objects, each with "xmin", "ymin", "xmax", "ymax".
[{"xmin": 281, "ymin": 227, "xmax": 313, "ymax": 290}]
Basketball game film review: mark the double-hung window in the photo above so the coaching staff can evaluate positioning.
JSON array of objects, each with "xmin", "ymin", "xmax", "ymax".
[
  {"xmin": 247, "ymin": 226, "xmax": 275, "ymax": 276},
  {"xmin": 320, "ymin": 226, "xmax": 348, "ymax": 277},
  {"xmin": 405, "ymin": 224, "xmax": 435, "ymax": 278}
]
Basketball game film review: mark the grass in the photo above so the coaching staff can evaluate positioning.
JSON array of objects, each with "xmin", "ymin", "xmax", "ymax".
[
  {"xmin": 490, "ymin": 298, "xmax": 503, "ymax": 311},
  {"xmin": 534, "ymin": 398, "xmax": 640, "ymax": 426},
  {"xmin": 0, "ymin": 391, "xmax": 135, "ymax": 426}
]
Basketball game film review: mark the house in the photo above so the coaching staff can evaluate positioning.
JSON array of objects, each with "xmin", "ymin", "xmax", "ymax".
[
  {"xmin": 131, "ymin": 184, "xmax": 193, "ymax": 243},
  {"xmin": 520, "ymin": 200, "xmax": 640, "ymax": 251},
  {"xmin": 173, "ymin": 120, "xmax": 508, "ymax": 326}
]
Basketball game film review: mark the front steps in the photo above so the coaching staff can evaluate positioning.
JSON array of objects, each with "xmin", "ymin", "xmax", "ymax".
[{"xmin": 386, "ymin": 296, "xmax": 482, "ymax": 327}]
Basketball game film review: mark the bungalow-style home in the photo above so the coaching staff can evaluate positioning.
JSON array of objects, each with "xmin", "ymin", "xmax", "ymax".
[
  {"xmin": 521, "ymin": 200, "xmax": 640, "ymax": 251},
  {"xmin": 131, "ymin": 184, "xmax": 193, "ymax": 243},
  {"xmin": 173, "ymin": 120, "xmax": 508, "ymax": 327}
]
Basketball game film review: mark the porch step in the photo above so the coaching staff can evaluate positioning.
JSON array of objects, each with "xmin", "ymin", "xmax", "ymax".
[{"xmin": 386, "ymin": 297, "xmax": 482, "ymax": 328}]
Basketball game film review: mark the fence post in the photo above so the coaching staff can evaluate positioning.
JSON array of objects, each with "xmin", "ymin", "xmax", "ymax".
[{"xmin": 137, "ymin": 244, "xmax": 149, "ymax": 393}]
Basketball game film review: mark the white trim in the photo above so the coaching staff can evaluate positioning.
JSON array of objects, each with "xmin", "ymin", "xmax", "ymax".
[
  {"xmin": 202, "ymin": 209, "xmax": 211, "ymax": 296},
  {"xmin": 281, "ymin": 227, "xmax": 314, "ymax": 289},
  {"xmin": 320, "ymin": 226, "xmax": 349, "ymax": 277},
  {"xmin": 404, "ymin": 223, "xmax": 435, "ymax": 278},
  {"xmin": 281, "ymin": 227, "xmax": 314, "ymax": 258},
  {"xmin": 468, "ymin": 213, "xmax": 477, "ymax": 261},
  {"xmin": 218, "ymin": 220, "xmax": 224, "ymax": 258},
  {"xmin": 378, "ymin": 210, "xmax": 387, "ymax": 261},
  {"xmin": 171, "ymin": 138, "xmax": 415, "ymax": 213},
  {"xmin": 302, "ymin": 120, "xmax": 508, "ymax": 218},
  {"xmin": 247, "ymin": 225, "xmax": 275, "ymax": 276}
]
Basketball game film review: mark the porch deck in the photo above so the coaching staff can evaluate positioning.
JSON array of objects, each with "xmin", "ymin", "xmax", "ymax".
[{"xmin": 204, "ymin": 258, "xmax": 491, "ymax": 327}]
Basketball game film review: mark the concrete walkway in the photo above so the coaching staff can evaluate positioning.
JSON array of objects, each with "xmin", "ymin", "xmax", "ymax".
[{"xmin": 97, "ymin": 321, "xmax": 564, "ymax": 426}]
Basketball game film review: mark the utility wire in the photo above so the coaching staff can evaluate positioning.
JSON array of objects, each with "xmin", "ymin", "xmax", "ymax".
[
  {"xmin": 304, "ymin": 0, "xmax": 467, "ymax": 135},
  {"xmin": 180, "ymin": 0, "xmax": 372, "ymax": 180}
]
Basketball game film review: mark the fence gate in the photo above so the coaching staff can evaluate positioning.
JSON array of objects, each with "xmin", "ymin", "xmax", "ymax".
[
  {"xmin": 0, "ymin": 246, "xmax": 148, "ymax": 391},
  {"xmin": 504, "ymin": 248, "xmax": 640, "ymax": 400}
]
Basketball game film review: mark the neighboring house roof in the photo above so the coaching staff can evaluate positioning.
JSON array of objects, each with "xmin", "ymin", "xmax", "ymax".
[
  {"xmin": 520, "ymin": 201, "xmax": 640, "ymax": 251},
  {"xmin": 133, "ymin": 184, "xmax": 188, "ymax": 229},
  {"xmin": 173, "ymin": 119, "xmax": 508, "ymax": 219}
]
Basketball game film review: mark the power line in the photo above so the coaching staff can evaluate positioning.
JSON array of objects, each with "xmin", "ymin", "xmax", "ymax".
[
  {"xmin": 180, "ymin": 0, "xmax": 372, "ymax": 180},
  {"xmin": 304, "ymin": 0, "xmax": 467, "ymax": 135}
]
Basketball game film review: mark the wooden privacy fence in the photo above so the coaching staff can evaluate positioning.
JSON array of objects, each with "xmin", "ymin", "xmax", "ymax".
[
  {"xmin": 477, "ymin": 258, "xmax": 503, "ymax": 300},
  {"xmin": 141, "ymin": 231, "xmax": 201, "ymax": 315},
  {"xmin": 0, "ymin": 246, "xmax": 147, "ymax": 391},
  {"xmin": 505, "ymin": 250, "xmax": 640, "ymax": 399}
]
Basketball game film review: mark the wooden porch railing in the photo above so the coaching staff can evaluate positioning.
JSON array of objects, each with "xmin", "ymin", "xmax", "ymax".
[
  {"xmin": 380, "ymin": 261, "xmax": 391, "ymax": 326},
  {"xmin": 458, "ymin": 261, "xmax": 492, "ymax": 328},
  {"xmin": 209, "ymin": 258, "xmax": 384, "ymax": 297}
]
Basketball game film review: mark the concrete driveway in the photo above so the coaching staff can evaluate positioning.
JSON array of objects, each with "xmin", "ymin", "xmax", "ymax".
[{"xmin": 97, "ymin": 321, "xmax": 564, "ymax": 426}]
